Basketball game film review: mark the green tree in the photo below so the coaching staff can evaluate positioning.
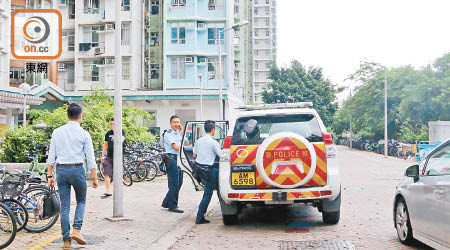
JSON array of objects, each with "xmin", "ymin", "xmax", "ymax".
[{"xmin": 262, "ymin": 60, "xmax": 343, "ymax": 126}]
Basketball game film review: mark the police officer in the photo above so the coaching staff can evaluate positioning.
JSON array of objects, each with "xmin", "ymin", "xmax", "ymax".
[
  {"xmin": 161, "ymin": 115, "xmax": 184, "ymax": 213},
  {"xmin": 193, "ymin": 120, "xmax": 221, "ymax": 224}
]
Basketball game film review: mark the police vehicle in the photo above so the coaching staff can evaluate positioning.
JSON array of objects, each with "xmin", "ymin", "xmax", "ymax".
[{"xmin": 178, "ymin": 102, "xmax": 341, "ymax": 225}]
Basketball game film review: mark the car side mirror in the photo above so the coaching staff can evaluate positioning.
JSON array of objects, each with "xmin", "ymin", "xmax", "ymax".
[{"xmin": 406, "ymin": 165, "xmax": 419, "ymax": 182}]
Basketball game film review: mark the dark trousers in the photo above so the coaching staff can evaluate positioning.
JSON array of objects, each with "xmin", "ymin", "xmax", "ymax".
[
  {"xmin": 196, "ymin": 167, "xmax": 219, "ymax": 222},
  {"xmin": 56, "ymin": 166, "xmax": 87, "ymax": 242},
  {"xmin": 162, "ymin": 157, "xmax": 183, "ymax": 209}
]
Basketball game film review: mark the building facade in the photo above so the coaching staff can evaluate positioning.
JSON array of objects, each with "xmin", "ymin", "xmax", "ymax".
[
  {"xmin": 1, "ymin": 0, "xmax": 243, "ymax": 134},
  {"xmin": 234, "ymin": 0, "xmax": 277, "ymax": 103}
]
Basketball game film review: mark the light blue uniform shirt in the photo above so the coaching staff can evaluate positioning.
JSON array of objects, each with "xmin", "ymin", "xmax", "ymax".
[
  {"xmin": 193, "ymin": 134, "xmax": 221, "ymax": 166},
  {"xmin": 164, "ymin": 129, "xmax": 182, "ymax": 155},
  {"xmin": 47, "ymin": 121, "xmax": 97, "ymax": 170}
]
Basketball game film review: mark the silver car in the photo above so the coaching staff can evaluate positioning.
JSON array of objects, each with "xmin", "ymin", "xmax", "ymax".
[{"xmin": 394, "ymin": 138, "xmax": 450, "ymax": 249}]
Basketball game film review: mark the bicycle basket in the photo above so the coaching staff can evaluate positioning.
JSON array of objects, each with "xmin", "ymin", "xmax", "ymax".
[{"xmin": 2, "ymin": 175, "xmax": 25, "ymax": 198}]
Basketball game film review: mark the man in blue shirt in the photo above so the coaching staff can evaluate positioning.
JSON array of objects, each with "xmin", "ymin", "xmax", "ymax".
[
  {"xmin": 161, "ymin": 115, "xmax": 184, "ymax": 213},
  {"xmin": 47, "ymin": 103, "xmax": 98, "ymax": 249},
  {"xmin": 193, "ymin": 120, "xmax": 221, "ymax": 224}
]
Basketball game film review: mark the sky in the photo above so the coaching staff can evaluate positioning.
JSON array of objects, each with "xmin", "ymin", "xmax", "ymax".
[{"xmin": 277, "ymin": 0, "xmax": 450, "ymax": 99}]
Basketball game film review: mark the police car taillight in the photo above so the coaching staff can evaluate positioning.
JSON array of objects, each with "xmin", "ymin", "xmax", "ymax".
[
  {"xmin": 322, "ymin": 133, "xmax": 336, "ymax": 158},
  {"xmin": 220, "ymin": 136, "xmax": 232, "ymax": 162}
]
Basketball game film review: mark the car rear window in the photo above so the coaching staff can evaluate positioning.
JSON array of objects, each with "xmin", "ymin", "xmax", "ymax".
[{"xmin": 231, "ymin": 114, "xmax": 323, "ymax": 145}]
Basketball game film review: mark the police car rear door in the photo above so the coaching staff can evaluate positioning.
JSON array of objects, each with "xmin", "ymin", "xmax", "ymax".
[{"xmin": 179, "ymin": 121, "xmax": 229, "ymax": 191}]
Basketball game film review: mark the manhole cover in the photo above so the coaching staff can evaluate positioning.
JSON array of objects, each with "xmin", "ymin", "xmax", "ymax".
[
  {"xmin": 53, "ymin": 235, "xmax": 106, "ymax": 245},
  {"xmin": 279, "ymin": 240, "xmax": 355, "ymax": 250}
]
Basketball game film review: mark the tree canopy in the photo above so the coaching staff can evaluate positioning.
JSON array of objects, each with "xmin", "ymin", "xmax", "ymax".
[
  {"xmin": 262, "ymin": 60, "xmax": 343, "ymax": 126},
  {"xmin": 332, "ymin": 53, "xmax": 450, "ymax": 141}
]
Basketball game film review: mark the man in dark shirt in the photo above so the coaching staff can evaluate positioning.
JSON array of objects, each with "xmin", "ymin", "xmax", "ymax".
[{"xmin": 101, "ymin": 118, "xmax": 125, "ymax": 198}]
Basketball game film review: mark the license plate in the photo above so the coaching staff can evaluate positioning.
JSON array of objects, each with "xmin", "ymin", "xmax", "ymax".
[{"xmin": 231, "ymin": 172, "xmax": 255, "ymax": 186}]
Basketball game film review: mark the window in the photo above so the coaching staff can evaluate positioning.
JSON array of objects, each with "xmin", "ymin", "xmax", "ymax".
[
  {"xmin": 84, "ymin": 0, "xmax": 99, "ymax": 14},
  {"xmin": 266, "ymin": 50, "xmax": 270, "ymax": 56},
  {"xmin": 82, "ymin": 59, "xmax": 104, "ymax": 81},
  {"xmin": 151, "ymin": 0, "xmax": 159, "ymax": 15},
  {"xmin": 11, "ymin": 5, "xmax": 24, "ymax": 14},
  {"xmin": 254, "ymin": 8, "xmax": 258, "ymax": 15},
  {"xmin": 24, "ymin": 62, "xmax": 48, "ymax": 86},
  {"xmin": 265, "ymin": 7, "xmax": 270, "ymax": 15},
  {"xmin": 266, "ymin": 29, "xmax": 270, "ymax": 36},
  {"xmin": 255, "ymin": 0, "xmax": 258, "ymax": 4},
  {"xmin": 150, "ymin": 32, "xmax": 159, "ymax": 46},
  {"xmin": 121, "ymin": 23, "xmax": 131, "ymax": 45},
  {"xmin": 255, "ymin": 50, "xmax": 259, "ymax": 55},
  {"xmin": 122, "ymin": 0, "xmax": 130, "ymax": 11},
  {"xmin": 63, "ymin": 30, "xmax": 75, "ymax": 51},
  {"xmin": 171, "ymin": 0, "xmax": 186, "ymax": 6},
  {"xmin": 207, "ymin": 57, "xmax": 224, "ymax": 80},
  {"xmin": 234, "ymin": 70, "xmax": 240, "ymax": 80},
  {"xmin": 254, "ymin": 29, "xmax": 258, "ymax": 36},
  {"xmin": 122, "ymin": 57, "xmax": 131, "ymax": 80},
  {"xmin": 171, "ymin": 25, "xmax": 186, "ymax": 44},
  {"xmin": 266, "ymin": 63, "xmax": 271, "ymax": 68},
  {"xmin": 9, "ymin": 67, "xmax": 25, "ymax": 83},
  {"xmin": 207, "ymin": 27, "xmax": 224, "ymax": 45},
  {"xmin": 170, "ymin": 57, "xmax": 185, "ymax": 79},
  {"xmin": 234, "ymin": 5, "xmax": 239, "ymax": 14},
  {"xmin": 231, "ymin": 114, "xmax": 323, "ymax": 145},
  {"xmin": 151, "ymin": 64, "xmax": 160, "ymax": 79},
  {"xmin": 424, "ymin": 143, "xmax": 450, "ymax": 176},
  {"xmin": 82, "ymin": 26, "xmax": 104, "ymax": 47},
  {"xmin": 255, "ymin": 63, "xmax": 258, "ymax": 69},
  {"xmin": 68, "ymin": 0, "xmax": 75, "ymax": 19},
  {"xmin": 266, "ymin": 0, "xmax": 269, "ymax": 3},
  {"xmin": 265, "ymin": 18, "xmax": 269, "ymax": 25}
]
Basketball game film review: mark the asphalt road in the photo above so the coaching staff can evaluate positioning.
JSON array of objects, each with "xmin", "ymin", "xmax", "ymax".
[{"xmin": 171, "ymin": 146, "xmax": 434, "ymax": 250}]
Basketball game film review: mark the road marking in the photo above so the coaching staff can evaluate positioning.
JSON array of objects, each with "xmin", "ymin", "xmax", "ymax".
[{"xmin": 28, "ymin": 233, "xmax": 62, "ymax": 250}]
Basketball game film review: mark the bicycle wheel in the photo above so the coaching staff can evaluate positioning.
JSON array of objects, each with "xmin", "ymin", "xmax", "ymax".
[
  {"xmin": 1, "ymin": 199, "xmax": 28, "ymax": 232},
  {"xmin": 131, "ymin": 161, "xmax": 148, "ymax": 182},
  {"xmin": 122, "ymin": 169, "xmax": 133, "ymax": 186},
  {"xmin": 97, "ymin": 161, "xmax": 105, "ymax": 181},
  {"xmin": 0, "ymin": 202, "xmax": 17, "ymax": 249},
  {"xmin": 143, "ymin": 161, "xmax": 158, "ymax": 181},
  {"xmin": 20, "ymin": 185, "xmax": 59, "ymax": 233}
]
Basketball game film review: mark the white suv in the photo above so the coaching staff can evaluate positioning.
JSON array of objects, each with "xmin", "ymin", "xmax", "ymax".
[{"xmin": 178, "ymin": 102, "xmax": 341, "ymax": 225}]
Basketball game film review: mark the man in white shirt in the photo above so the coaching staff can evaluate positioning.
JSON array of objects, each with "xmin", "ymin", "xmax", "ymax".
[{"xmin": 193, "ymin": 120, "xmax": 221, "ymax": 224}]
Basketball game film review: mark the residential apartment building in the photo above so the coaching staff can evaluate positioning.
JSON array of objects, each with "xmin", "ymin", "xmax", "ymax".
[
  {"xmin": 1, "ymin": 0, "xmax": 242, "ymax": 133},
  {"xmin": 234, "ymin": 0, "xmax": 277, "ymax": 103}
]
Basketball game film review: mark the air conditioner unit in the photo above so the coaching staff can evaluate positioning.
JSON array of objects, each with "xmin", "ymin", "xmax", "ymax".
[
  {"xmin": 105, "ymin": 23, "xmax": 115, "ymax": 30},
  {"xmin": 197, "ymin": 22, "xmax": 205, "ymax": 29},
  {"xmin": 198, "ymin": 57, "xmax": 207, "ymax": 64},
  {"xmin": 95, "ymin": 47, "xmax": 105, "ymax": 55},
  {"xmin": 105, "ymin": 58, "xmax": 115, "ymax": 64},
  {"xmin": 58, "ymin": 63, "xmax": 67, "ymax": 70},
  {"xmin": 185, "ymin": 56, "xmax": 193, "ymax": 63},
  {"xmin": 208, "ymin": 0, "xmax": 216, "ymax": 9}
]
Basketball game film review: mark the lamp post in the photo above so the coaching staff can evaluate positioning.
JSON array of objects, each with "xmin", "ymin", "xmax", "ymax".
[
  {"xmin": 384, "ymin": 67, "xmax": 388, "ymax": 158},
  {"xmin": 217, "ymin": 21, "xmax": 249, "ymax": 120},
  {"xmin": 198, "ymin": 74, "xmax": 203, "ymax": 120},
  {"xmin": 19, "ymin": 83, "xmax": 31, "ymax": 126}
]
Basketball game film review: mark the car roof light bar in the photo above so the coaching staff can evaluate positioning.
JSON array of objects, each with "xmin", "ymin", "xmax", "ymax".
[{"xmin": 237, "ymin": 102, "xmax": 313, "ymax": 111}]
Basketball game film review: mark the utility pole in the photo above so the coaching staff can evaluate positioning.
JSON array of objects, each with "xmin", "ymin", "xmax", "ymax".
[
  {"xmin": 349, "ymin": 90, "xmax": 352, "ymax": 150},
  {"xmin": 113, "ymin": 0, "xmax": 124, "ymax": 218},
  {"xmin": 199, "ymin": 74, "xmax": 203, "ymax": 120},
  {"xmin": 384, "ymin": 67, "xmax": 388, "ymax": 158}
]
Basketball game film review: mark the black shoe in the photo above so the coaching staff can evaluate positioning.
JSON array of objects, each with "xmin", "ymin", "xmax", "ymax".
[
  {"xmin": 196, "ymin": 218, "xmax": 210, "ymax": 224},
  {"xmin": 161, "ymin": 204, "xmax": 168, "ymax": 209},
  {"xmin": 168, "ymin": 208, "xmax": 184, "ymax": 213}
]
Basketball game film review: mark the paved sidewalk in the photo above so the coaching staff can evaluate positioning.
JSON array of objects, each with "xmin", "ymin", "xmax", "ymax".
[{"xmin": 11, "ymin": 176, "xmax": 206, "ymax": 250}]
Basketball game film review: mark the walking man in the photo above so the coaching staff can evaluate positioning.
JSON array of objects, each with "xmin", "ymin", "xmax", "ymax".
[
  {"xmin": 193, "ymin": 120, "xmax": 221, "ymax": 224},
  {"xmin": 101, "ymin": 118, "xmax": 125, "ymax": 198},
  {"xmin": 47, "ymin": 103, "xmax": 98, "ymax": 249},
  {"xmin": 161, "ymin": 115, "xmax": 184, "ymax": 213}
]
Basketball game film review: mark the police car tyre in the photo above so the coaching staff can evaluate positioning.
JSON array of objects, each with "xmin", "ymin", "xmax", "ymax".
[
  {"xmin": 222, "ymin": 214, "xmax": 238, "ymax": 226},
  {"xmin": 395, "ymin": 198, "xmax": 414, "ymax": 245},
  {"xmin": 322, "ymin": 209, "xmax": 340, "ymax": 224}
]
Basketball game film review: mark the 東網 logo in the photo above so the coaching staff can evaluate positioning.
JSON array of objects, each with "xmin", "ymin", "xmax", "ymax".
[{"xmin": 11, "ymin": 9, "xmax": 62, "ymax": 60}]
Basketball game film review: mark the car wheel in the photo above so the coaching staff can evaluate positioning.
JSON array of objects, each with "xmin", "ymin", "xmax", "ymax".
[
  {"xmin": 322, "ymin": 210, "xmax": 340, "ymax": 224},
  {"xmin": 395, "ymin": 198, "xmax": 414, "ymax": 245},
  {"xmin": 222, "ymin": 214, "xmax": 238, "ymax": 226}
]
